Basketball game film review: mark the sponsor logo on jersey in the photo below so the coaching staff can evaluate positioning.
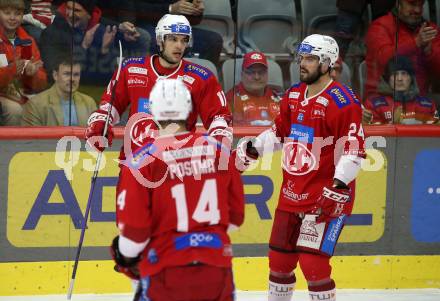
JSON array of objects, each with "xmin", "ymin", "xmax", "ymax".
[
  {"xmin": 184, "ymin": 64, "xmax": 211, "ymax": 80},
  {"xmin": 241, "ymin": 94, "xmax": 250, "ymax": 101},
  {"xmin": 289, "ymin": 123, "xmax": 314, "ymax": 143},
  {"xmin": 128, "ymin": 77, "xmax": 146, "ymax": 87},
  {"xmin": 128, "ymin": 66, "xmax": 148, "ymax": 75},
  {"xmin": 174, "ymin": 232, "xmax": 222, "ymax": 250},
  {"xmin": 328, "ymin": 87, "xmax": 351, "ymax": 108},
  {"xmin": 243, "ymin": 103, "xmax": 256, "ymax": 112},
  {"xmin": 372, "ymin": 97, "xmax": 388, "ymax": 108},
  {"xmin": 282, "ymin": 180, "xmax": 309, "ymax": 202},
  {"xmin": 138, "ymin": 98, "xmax": 151, "ymax": 114},
  {"xmin": 342, "ymin": 84, "xmax": 360, "ymax": 105},
  {"xmin": 316, "ymin": 96, "xmax": 329, "ymax": 107},
  {"xmin": 416, "ymin": 96, "xmax": 433, "ymax": 107},
  {"xmin": 289, "ymin": 100, "xmax": 298, "ymax": 112},
  {"xmin": 297, "ymin": 113, "xmax": 304, "ymax": 123},
  {"xmin": 271, "ymin": 95, "xmax": 281, "ymax": 102},
  {"xmin": 311, "ymin": 105, "xmax": 326, "ymax": 119},
  {"xmin": 182, "ymin": 74, "xmax": 195, "ymax": 84},
  {"xmin": 122, "ymin": 57, "xmax": 145, "ymax": 67},
  {"xmin": 289, "ymin": 91, "xmax": 300, "ymax": 99}
]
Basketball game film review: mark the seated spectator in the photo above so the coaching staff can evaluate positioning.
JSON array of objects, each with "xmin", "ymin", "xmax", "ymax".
[
  {"xmin": 125, "ymin": 0, "xmax": 223, "ymax": 66},
  {"xmin": 365, "ymin": 0, "xmax": 440, "ymax": 98},
  {"xmin": 334, "ymin": 0, "xmax": 395, "ymax": 59},
  {"xmin": 39, "ymin": 0, "xmax": 149, "ymax": 86},
  {"xmin": 22, "ymin": 0, "xmax": 54, "ymax": 43},
  {"xmin": 363, "ymin": 55, "xmax": 439, "ymax": 124},
  {"xmin": 21, "ymin": 57, "xmax": 96, "ymax": 126},
  {"xmin": 226, "ymin": 51, "xmax": 280, "ymax": 126},
  {"xmin": 0, "ymin": 0, "xmax": 47, "ymax": 126}
]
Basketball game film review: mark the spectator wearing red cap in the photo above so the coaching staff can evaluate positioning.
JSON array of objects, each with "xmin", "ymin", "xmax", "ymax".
[
  {"xmin": 365, "ymin": 0, "xmax": 440, "ymax": 98},
  {"xmin": 226, "ymin": 51, "xmax": 281, "ymax": 126}
]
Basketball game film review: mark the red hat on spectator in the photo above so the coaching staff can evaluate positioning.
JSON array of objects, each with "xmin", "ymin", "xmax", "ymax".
[{"xmin": 242, "ymin": 51, "xmax": 268, "ymax": 70}]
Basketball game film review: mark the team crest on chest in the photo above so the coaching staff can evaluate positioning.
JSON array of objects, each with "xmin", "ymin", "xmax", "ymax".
[{"xmin": 289, "ymin": 100, "xmax": 298, "ymax": 112}]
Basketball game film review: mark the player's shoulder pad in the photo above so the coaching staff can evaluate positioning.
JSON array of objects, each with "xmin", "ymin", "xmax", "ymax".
[
  {"xmin": 341, "ymin": 84, "xmax": 361, "ymax": 106},
  {"xmin": 289, "ymin": 82, "xmax": 303, "ymax": 89},
  {"xmin": 325, "ymin": 84, "xmax": 355, "ymax": 109},
  {"xmin": 183, "ymin": 61, "xmax": 213, "ymax": 80},
  {"xmin": 284, "ymin": 82, "xmax": 303, "ymax": 97},
  {"xmin": 415, "ymin": 95, "xmax": 433, "ymax": 107},
  {"xmin": 122, "ymin": 57, "xmax": 146, "ymax": 68},
  {"xmin": 369, "ymin": 95, "xmax": 389, "ymax": 108}
]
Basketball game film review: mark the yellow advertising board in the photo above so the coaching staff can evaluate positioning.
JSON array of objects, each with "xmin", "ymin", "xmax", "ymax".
[{"xmin": 7, "ymin": 150, "xmax": 386, "ymax": 248}]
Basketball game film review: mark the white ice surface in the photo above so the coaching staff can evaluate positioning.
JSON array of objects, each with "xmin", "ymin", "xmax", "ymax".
[{"xmin": 1, "ymin": 290, "xmax": 440, "ymax": 301}]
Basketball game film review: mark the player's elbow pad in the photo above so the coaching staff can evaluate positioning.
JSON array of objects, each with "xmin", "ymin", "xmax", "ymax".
[
  {"xmin": 334, "ymin": 155, "xmax": 363, "ymax": 185},
  {"xmin": 119, "ymin": 235, "xmax": 150, "ymax": 258}
]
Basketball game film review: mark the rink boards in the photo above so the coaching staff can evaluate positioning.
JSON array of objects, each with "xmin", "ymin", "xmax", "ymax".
[
  {"xmin": 0, "ymin": 126, "xmax": 440, "ymax": 295},
  {"xmin": 1, "ymin": 256, "xmax": 440, "ymax": 294}
]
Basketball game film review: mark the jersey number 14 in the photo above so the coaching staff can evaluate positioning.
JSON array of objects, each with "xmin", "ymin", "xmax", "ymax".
[{"xmin": 171, "ymin": 179, "xmax": 221, "ymax": 232}]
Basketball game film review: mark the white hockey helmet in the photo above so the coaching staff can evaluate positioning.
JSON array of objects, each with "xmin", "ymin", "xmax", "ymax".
[
  {"xmin": 297, "ymin": 34, "xmax": 339, "ymax": 67},
  {"xmin": 155, "ymin": 14, "xmax": 193, "ymax": 46},
  {"xmin": 150, "ymin": 79, "xmax": 192, "ymax": 121}
]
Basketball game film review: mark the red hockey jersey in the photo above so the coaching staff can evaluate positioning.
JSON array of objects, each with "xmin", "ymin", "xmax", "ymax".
[
  {"xmin": 100, "ymin": 54, "xmax": 231, "ymax": 158},
  {"xmin": 116, "ymin": 132, "xmax": 245, "ymax": 277},
  {"xmin": 273, "ymin": 80, "xmax": 365, "ymax": 214},
  {"xmin": 364, "ymin": 94, "xmax": 439, "ymax": 124}
]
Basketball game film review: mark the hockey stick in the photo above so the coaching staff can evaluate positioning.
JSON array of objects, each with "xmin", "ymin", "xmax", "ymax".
[{"xmin": 67, "ymin": 40, "xmax": 123, "ymax": 300}]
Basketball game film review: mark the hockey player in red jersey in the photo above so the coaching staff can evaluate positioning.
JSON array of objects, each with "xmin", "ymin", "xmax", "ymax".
[
  {"xmin": 240, "ymin": 34, "xmax": 365, "ymax": 301},
  {"xmin": 84, "ymin": 13, "xmax": 232, "ymax": 155},
  {"xmin": 110, "ymin": 79, "xmax": 245, "ymax": 301}
]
